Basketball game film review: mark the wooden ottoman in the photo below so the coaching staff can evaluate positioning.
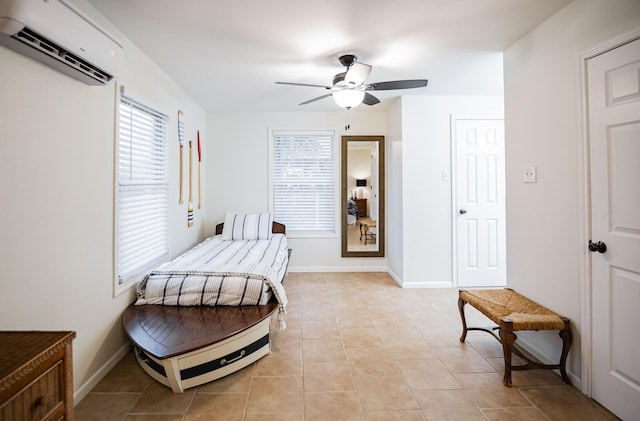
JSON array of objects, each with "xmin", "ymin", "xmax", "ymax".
[{"xmin": 457, "ymin": 288, "xmax": 572, "ymax": 386}]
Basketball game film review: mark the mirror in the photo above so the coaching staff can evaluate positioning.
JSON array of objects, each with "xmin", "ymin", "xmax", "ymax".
[{"xmin": 342, "ymin": 135, "xmax": 385, "ymax": 257}]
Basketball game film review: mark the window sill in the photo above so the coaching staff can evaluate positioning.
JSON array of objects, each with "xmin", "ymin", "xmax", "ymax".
[{"xmin": 286, "ymin": 232, "xmax": 339, "ymax": 240}]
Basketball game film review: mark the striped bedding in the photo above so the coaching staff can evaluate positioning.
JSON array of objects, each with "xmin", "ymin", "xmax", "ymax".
[{"xmin": 135, "ymin": 234, "xmax": 288, "ymax": 313}]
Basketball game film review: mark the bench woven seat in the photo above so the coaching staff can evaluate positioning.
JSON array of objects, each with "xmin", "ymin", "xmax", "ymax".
[
  {"xmin": 459, "ymin": 289, "xmax": 567, "ymax": 331},
  {"xmin": 458, "ymin": 288, "xmax": 572, "ymax": 387}
]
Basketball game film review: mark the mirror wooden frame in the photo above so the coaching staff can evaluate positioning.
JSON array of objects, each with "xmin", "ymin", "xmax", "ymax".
[{"xmin": 341, "ymin": 135, "xmax": 385, "ymax": 257}]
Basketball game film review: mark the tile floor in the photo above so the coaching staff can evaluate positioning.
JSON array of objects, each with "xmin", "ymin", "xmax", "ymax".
[{"xmin": 76, "ymin": 272, "xmax": 619, "ymax": 420}]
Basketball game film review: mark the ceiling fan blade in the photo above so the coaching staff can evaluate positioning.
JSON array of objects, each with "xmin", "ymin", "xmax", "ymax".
[
  {"xmin": 362, "ymin": 92, "xmax": 380, "ymax": 106},
  {"xmin": 344, "ymin": 62, "xmax": 372, "ymax": 86},
  {"xmin": 366, "ymin": 79, "xmax": 428, "ymax": 91},
  {"xmin": 275, "ymin": 81, "xmax": 332, "ymax": 90},
  {"xmin": 299, "ymin": 93, "xmax": 333, "ymax": 105}
]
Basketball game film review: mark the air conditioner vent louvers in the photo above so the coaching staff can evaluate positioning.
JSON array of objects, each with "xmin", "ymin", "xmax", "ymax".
[{"xmin": 13, "ymin": 27, "xmax": 112, "ymax": 84}]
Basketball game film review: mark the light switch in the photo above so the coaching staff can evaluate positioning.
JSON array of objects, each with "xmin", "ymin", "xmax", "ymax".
[
  {"xmin": 442, "ymin": 171, "xmax": 449, "ymax": 181},
  {"xmin": 523, "ymin": 166, "xmax": 537, "ymax": 183}
]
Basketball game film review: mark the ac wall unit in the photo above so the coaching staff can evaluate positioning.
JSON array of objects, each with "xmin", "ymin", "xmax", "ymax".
[{"xmin": 0, "ymin": 0, "xmax": 123, "ymax": 85}]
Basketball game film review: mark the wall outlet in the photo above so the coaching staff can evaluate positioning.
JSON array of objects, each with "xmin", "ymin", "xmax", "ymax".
[{"xmin": 523, "ymin": 166, "xmax": 537, "ymax": 183}]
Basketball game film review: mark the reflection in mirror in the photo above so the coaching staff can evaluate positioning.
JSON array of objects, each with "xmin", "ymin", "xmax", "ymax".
[{"xmin": 342, "ymin": 136, "xmax": 384, "ymax": 257}]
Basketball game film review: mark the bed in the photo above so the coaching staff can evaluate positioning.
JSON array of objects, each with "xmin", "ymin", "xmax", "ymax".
[
  {"xmin": 123, "ymin": 212, "xmax": 289, "ymax": 393},
  {"xmin": 347, "ymin": 198, "xmax": 359, "ymax": 225}
]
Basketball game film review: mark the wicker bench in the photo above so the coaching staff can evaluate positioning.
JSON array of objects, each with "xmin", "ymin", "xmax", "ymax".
[{"xmin": 457, "ymin": 288, "xmax": 572, "ymax": 387}]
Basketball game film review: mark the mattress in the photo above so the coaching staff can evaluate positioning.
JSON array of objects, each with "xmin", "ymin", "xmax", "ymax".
[{"xmin": 135, "ymin": 233, "xmax": 288, "ymax": 310}]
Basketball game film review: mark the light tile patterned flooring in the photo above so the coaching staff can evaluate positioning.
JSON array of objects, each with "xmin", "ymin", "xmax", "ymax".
[{"xmin": 76, "ymin": 272, "xmax": 619, "ymax": 420}]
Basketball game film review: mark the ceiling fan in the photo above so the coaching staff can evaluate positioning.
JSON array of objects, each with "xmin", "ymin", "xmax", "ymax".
[{"xmin": 276, "ymin": 54, "xmax": 429, "ymax": 109}]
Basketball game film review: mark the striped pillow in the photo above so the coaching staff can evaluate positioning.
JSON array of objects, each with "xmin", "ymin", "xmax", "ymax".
[{"xmin": 222, "ymin": 212, "xmax": 273, "ymax": 240}]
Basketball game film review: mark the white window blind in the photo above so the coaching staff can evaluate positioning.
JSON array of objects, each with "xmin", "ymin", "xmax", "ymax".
[
  {"xmin": 271, "ymin": 130, "xmax": 335, "ymax": 234},
  {"xmin": 117, "ymin": 96, "xmax": 169, "ymax": 286}
]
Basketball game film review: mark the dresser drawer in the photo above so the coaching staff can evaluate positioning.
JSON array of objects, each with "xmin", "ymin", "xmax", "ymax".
[
  {"xmin": 0, "ymin": 331, "xmax": 74, "ymax": 421},
  {"xmin": 0, "ymin": 361, "xmax": 65, "ymax": 421},
  {"xmin": 135, "ymin": 316, "xmax": 271, "ymax": 392}
]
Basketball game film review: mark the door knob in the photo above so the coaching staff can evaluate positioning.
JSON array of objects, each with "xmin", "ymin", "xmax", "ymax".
[
  {"xmin": 459, "ymin": 209, "xmax": 467, "ymax": 215},
  {"xmin": 588, "ymin": 240, "xmax": 607, "ymax": 253}
]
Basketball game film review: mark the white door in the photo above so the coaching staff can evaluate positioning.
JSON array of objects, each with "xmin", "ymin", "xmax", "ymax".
[
  {"xmin": 587, "ymin": 37, "xmax": 640, "ymax": 421},
  {"xmin": 455, "ymin": 119, "xmax": 506, "ymax": 287}
]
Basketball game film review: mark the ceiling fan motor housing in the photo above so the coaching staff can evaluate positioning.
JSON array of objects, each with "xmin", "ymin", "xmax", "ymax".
[
  {"xmin": 338, "ymin": 54, "xmax": 357, "ymax": 68},
  {"xmin": 335, "ymin": 55, "xmax": 359, "ymax": 87},
  {"xmin": 333, "ymin": 72, "xmax": 347, "ymax": 87}
]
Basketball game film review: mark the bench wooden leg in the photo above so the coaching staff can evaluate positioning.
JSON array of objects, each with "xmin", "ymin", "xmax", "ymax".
[
  {"xmin": 458, "ymin": 296, "xmax": 468, "ymax": 342},
  {"xmin": 558, "ymin": 318, "xmax": 572, "ymax": 384},
  {"xmin": 499, "ymin": 318, "xmax": 516, "ymax": 387},
  {"xmin": 459, "ymin": 292, "xmax": 501, "ymax": 342}
]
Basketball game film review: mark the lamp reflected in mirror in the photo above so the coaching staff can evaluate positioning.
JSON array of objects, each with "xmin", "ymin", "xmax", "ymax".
[{"xmin": 342, "ymin": 136, "xmax": 384, "ymax": 257}]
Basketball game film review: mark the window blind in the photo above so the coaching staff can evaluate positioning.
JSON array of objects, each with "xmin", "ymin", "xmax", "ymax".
[
  {"xmin": 271, "ymin": 130, "xmax": 335, "ymax": 234},
  {"xmin": 117, "ymin": 96, "xmax": 169, "ymax": 285}
]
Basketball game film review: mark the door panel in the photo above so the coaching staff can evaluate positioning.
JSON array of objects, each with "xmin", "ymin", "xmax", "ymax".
[
  {"xmin": 587, "ymin": 37, "xmax": 640, "ymax": 421},
  {"xmin": 455, "ymin": 119, "xmax": 506, "ymax": 287},
  {"xmin": 611, "ymin": 268, "xmax": 640, "ymax": 384},
  {"xmin": 609, "ymin": 123, "xmax": 640, "ymax": 232}
]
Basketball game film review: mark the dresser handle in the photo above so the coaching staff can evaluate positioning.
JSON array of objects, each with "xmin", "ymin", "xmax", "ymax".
[
  {"xmin": 220, "ymin": 350, "xmax": 246, "ymax": 366},
  {"xmin": 32, "ymin": 396, "xmax": 43, "ymax": 409}
]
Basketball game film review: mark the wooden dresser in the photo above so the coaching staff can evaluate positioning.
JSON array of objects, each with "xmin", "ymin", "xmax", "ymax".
[
  {"xmin": 0, "ymin": 331, "xmax": 76, "ymax": 421},
  {"xmin": 354, "ymin": 198, "xmax": 367, "ymax": 217}
]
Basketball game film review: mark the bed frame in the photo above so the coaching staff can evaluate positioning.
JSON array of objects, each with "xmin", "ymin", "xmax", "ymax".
[
  {"xmin": 214, "ymin": 220, "xmax": 285, "ymax": 236},
  {"xmin": 123, "ymin": 221, "xmax": 287, "ymax": 393}
]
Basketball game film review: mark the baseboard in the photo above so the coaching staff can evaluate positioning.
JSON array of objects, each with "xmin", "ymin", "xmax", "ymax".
[
  {"xmin": 401, "ymin": 281, "xmax": 454, "ymax": 288},
  {"xmin": 385, "ymin": 267, "xmax": 453, "ymax": 289},
  {"xmin": 516, "ymin": 336, "xmax": 581, "ymax": 390},
  {"xmin": 568, "ymin": 371, "xmax": 581, "ymax": 390},
  {"xmin": 387, "ymin": 269, "xmax": 402, "ymax": 287},
  {"xmin": 74, "ymin": 342, "xmax": 131, "ymax": 404},
  {"xmin": 288, "ymin": 265, "xmax": 389, "ymax": 272}
]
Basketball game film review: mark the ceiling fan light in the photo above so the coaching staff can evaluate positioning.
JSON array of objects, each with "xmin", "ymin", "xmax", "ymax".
[{"xmin": 333, "ymin": 89, "xmax": 365, "ymax": 108}]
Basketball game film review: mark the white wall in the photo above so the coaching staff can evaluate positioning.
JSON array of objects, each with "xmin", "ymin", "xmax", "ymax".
[
  {"xmin": 205, "ymin": 110, "xmax": 389, "ymax": 271},
  {"xmin": 0, "ymin": 0, "xmax": 206, "ymax": 401},
  {"xmin": 504, "ymin": 0, "xmax": 640, "ymax": 385},
  {"xmin": 398, "ymin": 95, "xmax": 504, "ymax": 287},
  {"xmin": 385, "ymin": 99, "xmax": 405, "ymax": 282}
]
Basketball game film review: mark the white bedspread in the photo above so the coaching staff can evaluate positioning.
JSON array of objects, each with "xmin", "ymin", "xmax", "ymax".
[{"xmin": 135, "ymin": 234, "xmax": 288, "ymax": 315}]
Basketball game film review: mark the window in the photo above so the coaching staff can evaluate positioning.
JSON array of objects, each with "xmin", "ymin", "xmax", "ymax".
[
  {"xmin": 116, "ymin": 96, "xmax": 169, "ymax": 293},
  {"xmin": 270, "ymin": 130, "xmax": 336, "ymax": 235}
]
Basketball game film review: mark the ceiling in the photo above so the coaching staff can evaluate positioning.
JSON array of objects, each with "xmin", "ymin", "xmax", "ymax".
[{"xmin": 86, "ymin": 0, "xmax": 572, "ymax": 113}]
